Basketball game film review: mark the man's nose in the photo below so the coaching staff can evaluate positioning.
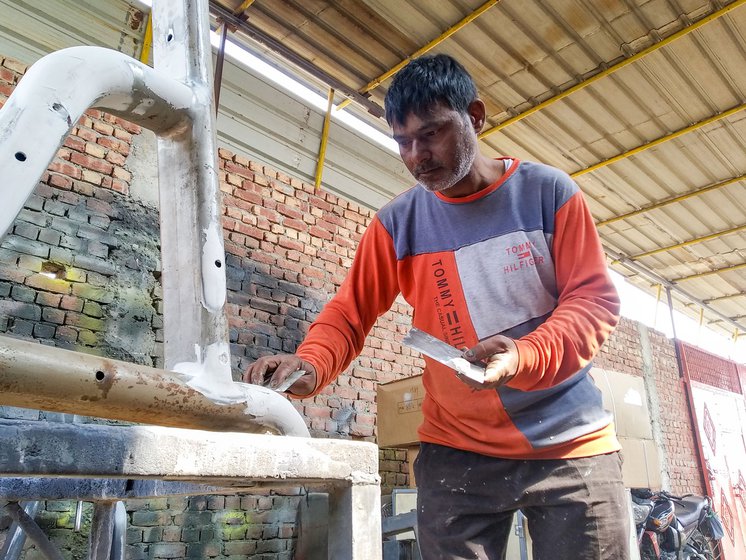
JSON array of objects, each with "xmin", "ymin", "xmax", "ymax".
[{"xmin": 411, "ymin": 139, "xmax": 431, "ymax": 163}]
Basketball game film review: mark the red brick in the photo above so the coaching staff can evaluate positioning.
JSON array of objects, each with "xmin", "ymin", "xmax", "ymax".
[
  {"xmin": 75, "ymin": 126, "xmax": 98, "ymax": 143},
  {"xmin": 2, "ymin": 58, "xmax": 26, "ymax": 73},
  {"xmin": 277, "ymin": 204, "xmax": 303, "ymax": 220},
  {"xmin": 278, "ymin": 238, "xmax": 304, "ymax": 252},
  {"xmin": 63, "ymin": 136, "xmax": 86, "ymax": 152},
  {"xmin": 309, "ymin": 225, "xmax": 333, "ymax": 241},
  {"xmin": 113, "ymin": 117, "xmax": 141, "ymax": 135},
  {"xmin": 70, "ymin": 152, "xmax": 114, "ymax": 175},
  {"xmin": 235, "ymin": 189, "xmax": 264, "ymax": 206},
  {"xmin": 224, "ymin": 161, "xmax": 253, "ymax": 179},
  {"xmin": 92, "ymin": 121, "xmax": 115, "ymax": 136},
  {"xmin": 113, "ymin": 128, "xmax": 133, "ymax": 143},
  {"xmin": 283, "ymin": 218, "xmax": 306, "ymax": 232},
  {"xmin": 60, "ymin": 295, "xmax": 84, "ymax": 312},
  {"xmin": 0, "ymin": 67, "xmax": 17, "ymax": 83},
  {"xmin": 48, "ymin": 173, "xmax": 73, "ymax": 190},
  {"xmin": 48, "ymin": 160, "xmax": 82, "ymax": 180},
  {"xmin": 25, "ymin": 275, "xmax": 70, "ymax": 294}
]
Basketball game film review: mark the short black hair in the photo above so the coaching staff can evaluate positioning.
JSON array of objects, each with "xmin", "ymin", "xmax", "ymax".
[{"xmin": 384, "ymin": 54, "xmax": 478, "ymax": 126}]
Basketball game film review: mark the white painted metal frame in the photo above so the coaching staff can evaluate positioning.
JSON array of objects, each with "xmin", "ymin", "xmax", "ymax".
[{"xmin": 0, "ymin": 0, "xmax": 382, "ymax": 557}]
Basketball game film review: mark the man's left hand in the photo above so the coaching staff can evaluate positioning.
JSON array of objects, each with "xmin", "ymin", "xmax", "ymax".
[{"xmin": 461, "ymin": 335, "xmax": 519, "ymax": 390}]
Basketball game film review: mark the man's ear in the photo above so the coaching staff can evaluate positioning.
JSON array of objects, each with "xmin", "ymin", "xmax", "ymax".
[{"xmin": 467, "ymin": 99, "xmax": 487, "ymax": 133}]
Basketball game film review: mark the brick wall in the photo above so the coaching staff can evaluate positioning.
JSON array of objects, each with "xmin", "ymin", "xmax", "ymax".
[{"xmin": 217, "ymin": 148, "xmax": 423, "ymax": 440}]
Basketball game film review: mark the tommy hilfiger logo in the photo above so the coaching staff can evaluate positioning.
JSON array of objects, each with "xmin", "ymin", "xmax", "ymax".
[
  {"xmin": 431, "ymin": 259, "xmax": 466, "ymax": 348},
  {"xmin": 504, "ymin": 241, "xmax": 544, "ymax": 273}
]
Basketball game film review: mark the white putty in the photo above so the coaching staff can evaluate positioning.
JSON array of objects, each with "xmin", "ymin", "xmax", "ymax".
[
  {"xmin": 173, "ymin": 342, "xmax": 241, "ymax": 403},
  {"xmin": 173, "ymin": 343, "xmax": 309, "ymax": 436},
  {"xmin": 445, "ymin": 357, "xmax": 487, "ymax": 383},
  {"xmin": 0, "ymin": 46, "xmax": 192, "ymax": 238},
  {"xmin": 201, "ymin": 225, "xmax": 227, "ymax": 312}
]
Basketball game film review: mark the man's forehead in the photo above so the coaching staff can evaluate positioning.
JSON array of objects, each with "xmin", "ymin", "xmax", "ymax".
[{"xmin": 392, "ymin": 102, "xmax": 459, "ymax": 132}]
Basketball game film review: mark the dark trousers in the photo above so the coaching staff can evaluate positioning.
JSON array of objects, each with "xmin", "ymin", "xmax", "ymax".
[{"xmin": 414, "ymin": 443, "xmax": 630, "ymax": 560}]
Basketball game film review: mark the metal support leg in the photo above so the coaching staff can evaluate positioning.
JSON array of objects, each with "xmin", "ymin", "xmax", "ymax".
[
  {"xmin": 89, "ymin": 503, "xmax": 116, "ymax": 560},
  {"xmin": 110, "ymin": 502, "xmax": 126, "ymax": 560},
  {"xmin": 3, "ymin": 502, "xmax": 64, "ymax": 560},
  {"xmin": 0, "ymin": 501, "xmax": 41, "ymax": 559}
]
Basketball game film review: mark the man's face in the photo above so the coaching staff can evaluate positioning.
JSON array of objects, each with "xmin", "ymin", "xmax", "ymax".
[{"xmin": 392, "ymin": 101, "xmax": 478, "ymax": 194}]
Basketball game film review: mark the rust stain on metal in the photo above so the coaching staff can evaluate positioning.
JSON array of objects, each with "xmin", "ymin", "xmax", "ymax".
[{"xmin": 128, "ymin": 8, "xmax": 145, "ymax": 31}]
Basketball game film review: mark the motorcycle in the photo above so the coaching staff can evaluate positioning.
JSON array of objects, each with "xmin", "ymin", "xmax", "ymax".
[{"xmin": 631, "ymin": 488, "xmax": 724, "ymax": 560}]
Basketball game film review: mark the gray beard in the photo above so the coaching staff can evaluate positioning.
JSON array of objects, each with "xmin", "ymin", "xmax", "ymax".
[{"xmin": 418, "ymin": 125, "xmax": 478, "ymax": 194}]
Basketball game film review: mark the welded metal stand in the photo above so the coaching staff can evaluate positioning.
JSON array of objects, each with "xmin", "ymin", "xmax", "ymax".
[{"xmin": 0, "ymin": 0, "xmax": 381, "ymax": 558}]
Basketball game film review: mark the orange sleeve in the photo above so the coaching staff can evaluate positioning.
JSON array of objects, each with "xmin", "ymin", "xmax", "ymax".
[
  {"xmin": 511, "ymin": 190, "xmax": 619, "ymax": 390},
  {"xmin": 295, "ymin": 217, "xmax": 400, "ymax": 396}
]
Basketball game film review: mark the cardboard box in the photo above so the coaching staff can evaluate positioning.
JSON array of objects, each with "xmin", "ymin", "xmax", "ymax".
[
  {"xmin": 377, "ymin": 374, "xmax": 424, "ymax": 448},
  {"xmin": 590, "ymin": 367, "xmax": 653, "ymax": 440},
  {"xmin": 591, "ymin": 367, "xmax": 662, "ymax": 490},
  {"xmin": 377, "ymin": 368, "xmax": 662, "ymax": 490},
  {"xmin": 617, "ymin": 436, "xmax": 662, "ymax": 489}
]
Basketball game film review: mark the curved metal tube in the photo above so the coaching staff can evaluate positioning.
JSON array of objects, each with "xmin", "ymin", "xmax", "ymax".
[
  {"xmin": 0, "ymin": 45, "xmax": 193, "ymax": 239},
  {"xmin": 0, "ymin": 335, "xmax": 309, "ymax": 437},
  {"xmin": 0, "ymin": 14, "xmax": 309, "ymax": 438}
]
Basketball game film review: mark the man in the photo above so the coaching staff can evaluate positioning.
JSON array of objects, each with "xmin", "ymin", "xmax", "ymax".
[{"xmin": 245, "ymin": 54, "xmax": 629, "ymax": 559}]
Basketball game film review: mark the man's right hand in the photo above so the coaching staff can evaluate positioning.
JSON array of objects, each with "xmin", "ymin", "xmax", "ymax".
[{"xmin": 243, "ymin": 354, "xmax": 317, "ymax": 397}]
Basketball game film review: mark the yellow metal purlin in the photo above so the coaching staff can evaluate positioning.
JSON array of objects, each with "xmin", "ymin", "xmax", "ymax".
[
  {"xmin": 139, "ymin": 12, "xmax": 153, "ymax": 65},
  {"xmin": 596, "ymin": 174, "xmax": 746, "ymax": 227},
  {"xmin": 704, "ymin": 292, "xmax": 744, "ymax": 304},
  {"xmin": 336, "ymin": 0, "xmax": 501, "ymax": 111},
  {"xmin": 674, "ymin": 262, "xmax": 746, "ymax": 283},
  {"xmin": 234, "ymin": 0, "xmax": 256, "ymax": 14},
  {"xmin": 479, "ymin": 0, "xmax": 746, "ymax": 140},
  {"xmin": 619, "ymin": 223, "xmax": 746, "ymax": 262},
  {"xmin": 572, "ymin": 103, "xmax": 746, "ymax": 178},
  {"xmin": 315, "ymin": 88, "xmax": 336, "ymax": 190}
]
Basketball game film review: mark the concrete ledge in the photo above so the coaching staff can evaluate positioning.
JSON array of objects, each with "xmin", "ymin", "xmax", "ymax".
[{"xmin": 0, "ymin": 420, "xmax": 380, "ymax": 486}]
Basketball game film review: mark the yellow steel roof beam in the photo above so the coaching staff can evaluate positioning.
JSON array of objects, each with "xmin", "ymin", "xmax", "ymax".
[
  {"xmin": 139, "ymin": 12, "xmax": 153, "ymax": 65},
  {"xmin": 572, "ymin": 103, "xmax": 746, "ymax": 178},
  {"xmin": 673, "ymin": 262, "xmax": 746, "ymax": 283},
  {"xmin": 622, "ymin": 223, "xmax": 746, "ymax": 261},
  {"xmin": 597, "ymin": 174, "xmax": 746, "ymax": 227},
  {"xmin": 704, "ymin": 292, "xmax": 745, "ymax": 304},
  {"xmin": 234, "ymin": 0, "xmax": 256, "ymax": 14},
  {"xmin": 336, "ymin": 0, "xmax": 501, "ymax": 111},
  {"xmin": 315, "ymin": 88, "xmax": 336, "ymax": 191},
  {"xmin": 479, "ymin": 0, "xmax": 746, "ymax": 139}
]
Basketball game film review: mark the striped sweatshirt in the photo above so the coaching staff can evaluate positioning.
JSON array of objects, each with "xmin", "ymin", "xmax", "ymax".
[{"xmin": 297, "ymin": 158, "xmax": 621, "ymax": 459}]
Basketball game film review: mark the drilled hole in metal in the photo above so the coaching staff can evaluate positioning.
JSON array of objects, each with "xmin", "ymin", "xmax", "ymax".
[
  {"xmin": 95, "ymin": 371, "xmax": 106, "ymax": 381},
  {"xmin": 14, "ymin": 152, "xmax": 26, "ymax": 162},
  {"xmin": 215, "ymin": 260, "xmax": 222, "ymax": 268}
]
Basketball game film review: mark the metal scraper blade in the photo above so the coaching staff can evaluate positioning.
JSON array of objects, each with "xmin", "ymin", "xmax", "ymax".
[
  {"xmin": 403, "ymin": 328, "xmax": 486, "ymax": 383},
  {"xmin": 269, "ymin": 369, "xmax": 306, "ymax": 393}
]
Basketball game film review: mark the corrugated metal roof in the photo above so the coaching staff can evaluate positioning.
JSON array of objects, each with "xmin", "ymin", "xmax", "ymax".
[
  {"xmin": 214, "ymin": 0, "xmax": 746, "ymax": 341},
  {"xmin": 2, "ymin": 0, "xmax": 746, "ymax": 342}
]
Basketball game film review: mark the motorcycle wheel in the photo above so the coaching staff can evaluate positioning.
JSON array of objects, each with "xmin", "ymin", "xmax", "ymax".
[{"xmin": 686, "ymin": 528, "xmax": 722, "ymax": 560}]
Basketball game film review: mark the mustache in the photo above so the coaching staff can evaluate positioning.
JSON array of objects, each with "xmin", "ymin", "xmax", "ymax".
[{"xmin": 414, "ymin": 164, "xmax": 441, "ymax": 175}]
